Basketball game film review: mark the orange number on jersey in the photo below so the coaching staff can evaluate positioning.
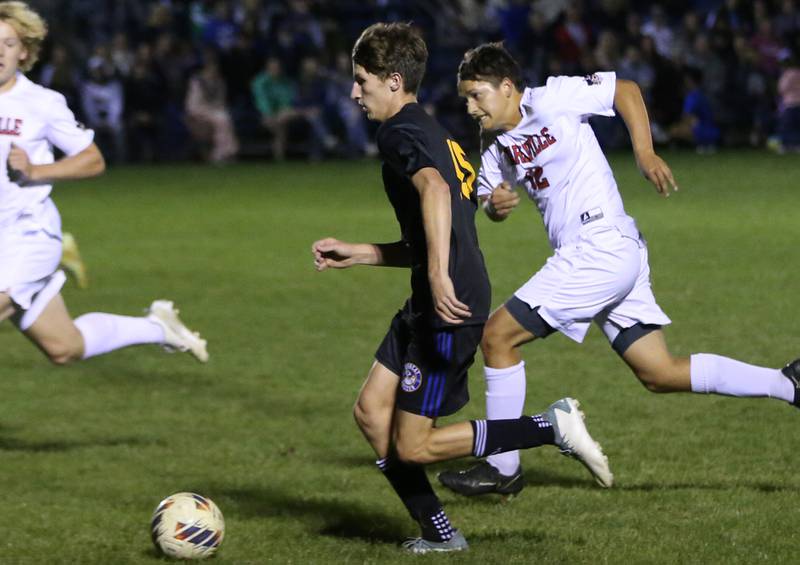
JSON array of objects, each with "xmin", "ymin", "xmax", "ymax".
[{"xmin": 446, "ymin": 139, "xmax": 476, "ymax": 199}]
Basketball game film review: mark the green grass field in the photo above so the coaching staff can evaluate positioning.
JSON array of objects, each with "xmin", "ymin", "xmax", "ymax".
[{"xmin": 1, "ymin": 150, "xmax": 798, "ymax": 563}]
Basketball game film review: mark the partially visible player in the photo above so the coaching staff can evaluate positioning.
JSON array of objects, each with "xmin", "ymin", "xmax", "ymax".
[
  {"xmin": 312, "ymin": 23, "xmax": 611, "ymax": 554},
  {"xmin": 437, "ymin": 43, "xmax": 799, "ymax": 497},
  {"xmin": 0, "ymin": 1, "xmax": 207, "ymax": 364}
]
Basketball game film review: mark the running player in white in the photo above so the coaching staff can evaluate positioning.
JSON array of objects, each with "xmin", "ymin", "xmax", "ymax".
[
  {"xmin": 438, "ymin": 42, "xmax": 800, "ymax": 497},
  {"xmin": 0, "ymin": 1, "xmax": 207, "ymax": 365}
]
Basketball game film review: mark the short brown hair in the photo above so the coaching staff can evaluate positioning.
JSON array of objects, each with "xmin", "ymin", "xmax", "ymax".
[
  {"xmin": 458, "ymin": 42, "xmax": 525, "ymax": 91},
  {"xmin": 352, "ymin": 22, "xmax": 427, "ymax": 94},
  {"xmin": 0, "ymin": 1, "xmax": 47, "ymax": 72}
]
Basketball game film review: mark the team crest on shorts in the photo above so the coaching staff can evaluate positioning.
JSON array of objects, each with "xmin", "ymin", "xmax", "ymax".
[
  {"xmin": 584, "ymin": 73, "xmax": 602, "ymax": 85},
  {"xmin": 401, "ymin": 363, "xmax": 422, "ymax": 392}
]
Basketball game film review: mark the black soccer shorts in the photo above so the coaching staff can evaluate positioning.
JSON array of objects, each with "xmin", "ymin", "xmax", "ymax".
[{"xmin": 375, "ymin": 310, "xmax": 484, "ymax": 418}]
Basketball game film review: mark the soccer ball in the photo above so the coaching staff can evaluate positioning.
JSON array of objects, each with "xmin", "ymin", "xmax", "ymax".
[{"xmin": 151, "ymin": 492, "xmax": 225, "ymax": 560}]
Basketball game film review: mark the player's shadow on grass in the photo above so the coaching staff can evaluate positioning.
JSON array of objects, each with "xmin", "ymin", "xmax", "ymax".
[
  {"xmin": 0, "ymin": 434, "xmax": 159, "ymax": 453},
  {"xmin": 218, "ymin": 486, "xmax": 407, "ymax": 543},
  {"xmin": 617, "ymin": 481, "xmax": 792, "ymax": 493}
]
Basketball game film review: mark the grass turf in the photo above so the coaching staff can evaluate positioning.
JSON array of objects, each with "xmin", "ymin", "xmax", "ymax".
[{"xmin": 1, "ymin": 150, "xmax": 798, "ymax": 563}]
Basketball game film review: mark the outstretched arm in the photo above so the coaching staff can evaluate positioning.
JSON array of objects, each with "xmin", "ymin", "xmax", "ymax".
[
  {"xmin": 412, "ymin": 166, "xmax": 471, "ymax": 324},
  {"xmin": 614, "ymin": 79, "xmax": 678, "ymax": 197},
  {"xmin": 8, "ymin": 142, "xmax": 105, "ymax": 184},
  {"xmin": 312, "ymin": 238, "xmax": 411, "ymax": 270}
]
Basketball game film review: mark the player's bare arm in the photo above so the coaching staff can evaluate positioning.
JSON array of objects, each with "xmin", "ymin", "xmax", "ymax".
[
  {"xmin": 411, "ymin": 166, "xmax": 471, "ymax": 324},
  {"xmin": 312, "ymin": 238, "xmax": 411, "ymax": 271},
  {"xmin": 481, "ymin": 181, "xmax": 520, "ymax": 221},
  {"xmin": 613, "ymin": 79, "xmax": 678, "ymax": 197},
  {"xmin": 7, "ymin": 142, "xmax": 105, "ymax": 183}
]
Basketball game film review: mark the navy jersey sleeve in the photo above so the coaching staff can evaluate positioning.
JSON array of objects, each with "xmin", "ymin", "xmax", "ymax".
[{"xmin": 377, "ymin": 123, "xmax": 438, "ymax": 178}]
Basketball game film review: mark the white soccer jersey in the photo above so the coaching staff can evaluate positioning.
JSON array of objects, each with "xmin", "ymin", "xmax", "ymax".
[
  {"xmin": 0, "ymin": 73, "xmax": 94, "ymax": 232},
  {"xmin": 478, "ymin": 71, "xmax": 637, "ymax": 249}
]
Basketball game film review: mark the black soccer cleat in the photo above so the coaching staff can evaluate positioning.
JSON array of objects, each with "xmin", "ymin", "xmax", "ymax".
[
  {"xmin": 781, "ymin": 359, "xmax": 800, "ymax": 408},
  {"xmin": 437, "ymin": 461, "xmax": 524, "ymax": 497}
]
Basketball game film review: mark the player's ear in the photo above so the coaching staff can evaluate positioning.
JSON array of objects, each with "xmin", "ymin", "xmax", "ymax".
[
  {"xmin": 501, "ymin": 77, "xmax": 513, "ymax": 97},
  {"xmin": 389, "ymin": 72, "xmax": 402, "ymax": 92}
]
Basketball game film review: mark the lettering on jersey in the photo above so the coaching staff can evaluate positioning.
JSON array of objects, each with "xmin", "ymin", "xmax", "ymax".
[
  {"xmin": 0, "ymin": 117, "xmax": 23, "ymax": 136},
  {"xmin": 503, "ymin": 127, "xmax": 557, "ymax": 165},
  {"xmin": 584, "ymin": 73, "xmax": 602, "ymax": 85},
  {"xmin": 446, "ymin": 139, "xmax": 476, "ymax": 199}
]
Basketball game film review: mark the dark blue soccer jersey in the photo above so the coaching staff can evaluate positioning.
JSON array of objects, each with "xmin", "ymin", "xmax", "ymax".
[{"xmin": 376, "ymin": 102, "xmax": 490, "ymax": 328}]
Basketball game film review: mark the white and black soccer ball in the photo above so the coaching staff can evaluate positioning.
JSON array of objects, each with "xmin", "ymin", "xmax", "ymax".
[{"xmin": 151, "ymin": 492, "xmax": 225, "ymax": 560}]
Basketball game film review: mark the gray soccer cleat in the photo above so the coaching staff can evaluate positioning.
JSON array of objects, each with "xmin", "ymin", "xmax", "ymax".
[
  {"xmin": 401, "ymin": 530, "xmax": 468, "ymax": 554},
  {"xmin": 146, "ymin": 300, "xmax": 209, "ymax": 363},
  {"xmin": 546, "ymin": 397, "xmax": 613, "ymax": 488},
  {"xmin": 781, "ymin": 359, "xmax": 800, "ymax": 407}
]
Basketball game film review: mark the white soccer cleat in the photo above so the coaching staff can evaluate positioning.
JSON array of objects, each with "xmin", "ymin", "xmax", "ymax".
[
  {"xmin": 146, "ymin": 300, "xmax": 209, "ymax": 363},
  {"xmin": 546, "ymin": 397, "xmax": 613, "ymax": 488}
]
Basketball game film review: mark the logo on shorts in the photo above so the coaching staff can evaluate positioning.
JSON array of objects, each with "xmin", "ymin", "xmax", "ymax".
[
  {"xmin": 401, "ymin": 363, "xmax": 422, "ymax": 392},
  {"xmin": 584, "ymin": 73, "xmax": 602, "ymax": 85}
]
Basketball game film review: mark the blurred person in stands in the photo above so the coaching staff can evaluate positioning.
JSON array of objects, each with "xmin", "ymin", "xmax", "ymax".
[
  {"xmin": 668, "ymin": 67, "xmax": 721, "ymax": 153},
  {"xmin": 775, "ymin": 51, "xmax": 800, "ymax": 152},
  {"xmin": 81, "ymin": 54, "xmax": 126, "ymax": 163},
  {"xmin": 38, "ymin": 44, "xmax": 80, "ymax": 112},
  {"xmin": 323, "ymin": 50, "xmax": 375, "ymax": 157},
  {"xmin": 251, "ymin": 56, "xmax": 301, "ymax": 161},
  {"xmin": 185, "ymin": 53, "xmax": 239, "ymax": 164},
  {"xmin": 124, "ymin": 43, "xmax": 163, "ymax": 163}
]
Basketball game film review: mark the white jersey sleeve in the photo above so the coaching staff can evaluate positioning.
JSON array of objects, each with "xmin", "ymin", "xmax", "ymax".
[
  {"xmin": 44, "ymin": 91, "xmax": 94, "ymax": 156},
  {"xmin": 477, "ymin": 135, "xmax": 517, "ymax": 198},
  {"xmin": 542, "ymin": 72, "xmax": 616, "ymax": 119},
  {"xmin": 477, "ymin": 141, "xmax": 502, "ymax": 198}
]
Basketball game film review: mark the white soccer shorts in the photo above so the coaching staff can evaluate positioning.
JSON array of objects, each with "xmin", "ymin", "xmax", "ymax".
[
  {"xmin": 0, "ymin": 204, "xmax": 65, "ymax": 330},
  {"xmin": 514, "ymin": 223, "xmax": 671, "ymax": 344}
]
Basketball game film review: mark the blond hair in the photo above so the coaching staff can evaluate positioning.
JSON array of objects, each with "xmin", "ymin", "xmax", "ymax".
[{"xmin": 0, "ymin": 1, "xmax": 47, "ymax": 72}]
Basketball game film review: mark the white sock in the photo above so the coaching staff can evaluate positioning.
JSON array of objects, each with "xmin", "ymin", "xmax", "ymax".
[
  {"xmin": 75, "ymin": 313, "xmax": 165, "ymax": 359},
  {"xmin": 484, "ymin": 361, "xmax": 526, "ymax": 476},
  {"xmin": 690, "ymin": 353, "xmax": 794, "ymax": 402}
]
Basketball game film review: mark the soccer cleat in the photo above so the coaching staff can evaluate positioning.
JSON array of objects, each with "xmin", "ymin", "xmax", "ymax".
[
  {"xmin": 781, "ymin": 359, "xmax": 800, "ymax": 407},
  {"xmin": 146, "ymin": 300, "xmax": 209, "ymax": 363},
  {"xmin": 437, "ymin": 461, "xmax": 524, "ymax": 497},
  {"xmin": 546, "ymin": 397, "xmax": 613, "ymax": 488},
  {"xmin": 401, "ymin": 530, "xmax": 468, "ymax": 554},
  {"xmin": 60, "ymin": 232, "xmax": 89, "ymax": 289}
]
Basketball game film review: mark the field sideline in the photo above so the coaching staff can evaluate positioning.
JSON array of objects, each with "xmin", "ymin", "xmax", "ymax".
[{"xmin": 1, "ymin": 150, "xmax": 798, "ymax": 563}]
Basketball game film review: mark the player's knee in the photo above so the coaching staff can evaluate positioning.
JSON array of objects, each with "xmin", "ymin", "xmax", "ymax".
[{"xmin": 480, "ymin": 326, "xmax": 507, "ymax": 360}]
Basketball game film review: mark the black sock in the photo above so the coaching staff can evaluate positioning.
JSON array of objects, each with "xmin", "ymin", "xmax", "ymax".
[
  {"xmin": 471, "ymin": 414, "xmax": 555, "ymax": 458},
  {"xmin": 376, "ymin": 457, "xmax": 455, "ymax": 542}
]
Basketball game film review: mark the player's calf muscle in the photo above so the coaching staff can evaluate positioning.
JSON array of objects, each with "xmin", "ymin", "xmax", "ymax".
[{"xmin": 632, "ymin": 357, "xmax": 691, "ymax": 393}]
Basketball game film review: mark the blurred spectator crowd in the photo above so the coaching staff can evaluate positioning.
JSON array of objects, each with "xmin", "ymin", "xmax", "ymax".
[{"xmin": 26, "ymin": 0, "xmax": 800, "ymax": 163}]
